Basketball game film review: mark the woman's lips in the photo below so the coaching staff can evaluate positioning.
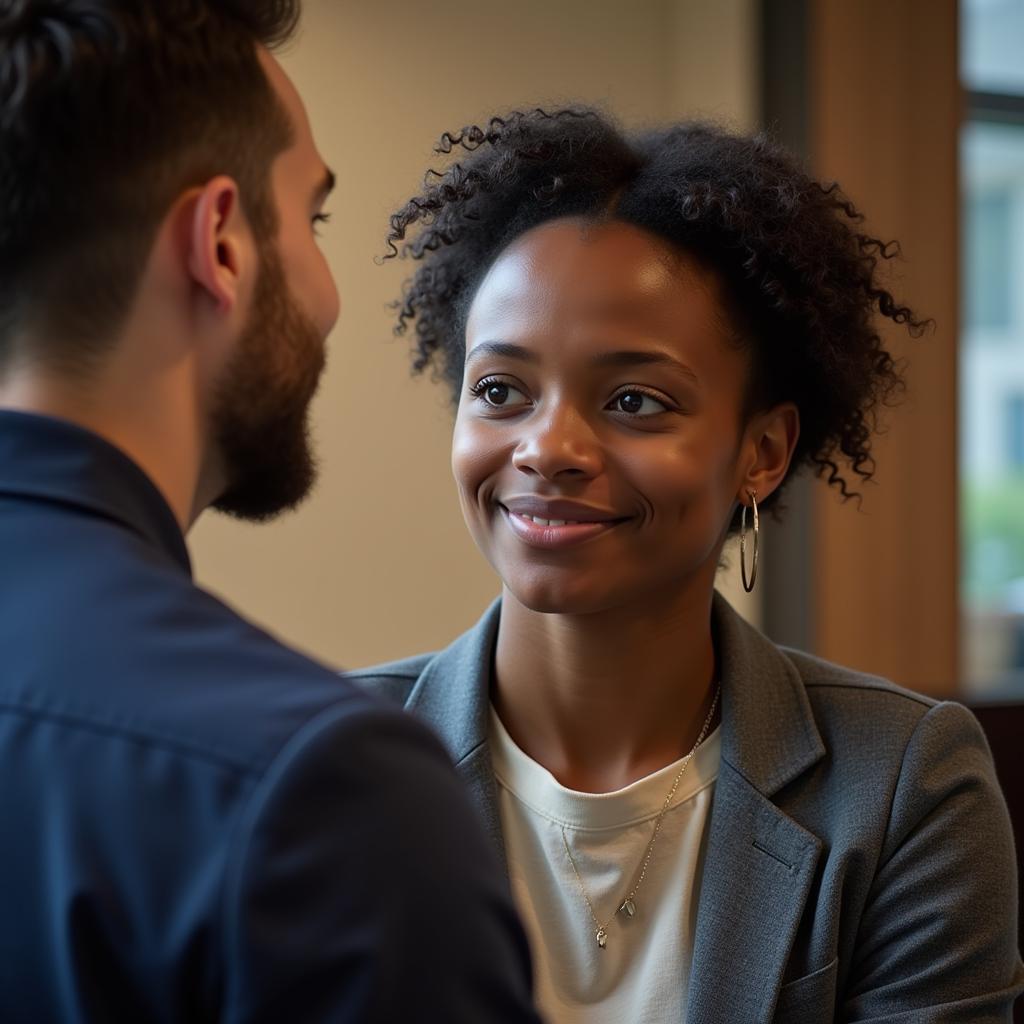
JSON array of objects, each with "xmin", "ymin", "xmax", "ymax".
[{"xmin": 499, "ymin": 505, "xmax": 626, "ymax": 549}]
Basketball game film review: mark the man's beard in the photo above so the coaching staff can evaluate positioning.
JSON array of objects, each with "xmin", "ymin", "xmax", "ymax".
[{"xmin": 210, "ymin": 243, "xmax": 327, "ymax": 522}]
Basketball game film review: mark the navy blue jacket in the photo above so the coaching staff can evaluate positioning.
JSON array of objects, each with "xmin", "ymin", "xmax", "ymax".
[{"xmin": 0, "ymin": 411, "xmax": 539, "ymax": 1024}]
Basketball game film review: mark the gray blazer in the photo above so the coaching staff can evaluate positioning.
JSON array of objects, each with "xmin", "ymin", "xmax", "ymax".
[{"xmin": 351, "ymin": 594, "xmax": 1024, "ymax": 1022}]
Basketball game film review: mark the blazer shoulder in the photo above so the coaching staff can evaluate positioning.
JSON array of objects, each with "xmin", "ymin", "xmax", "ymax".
[
  {"xmin": 347, "ymin": 653, "xmax": 436, "ymax": 708},
  {"xmin": 780, "ymin": 647, "xmax": 994, "ymax": 771},
  {"xmin": 784, "ymin": 646, "xmax": 939, "ymax": 709}
]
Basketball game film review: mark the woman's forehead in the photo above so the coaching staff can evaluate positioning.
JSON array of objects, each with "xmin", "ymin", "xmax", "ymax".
[{"xmin": 466, "ymin": 218, "xmax": 728, "ymax": 353}]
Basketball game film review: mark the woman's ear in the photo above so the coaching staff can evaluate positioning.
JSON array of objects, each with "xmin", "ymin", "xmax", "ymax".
[
  {"xmin": 738, "ymin": 402, "xmax": 800, "ymax": 504},
  {"xmin": 186, "ymin": 176, "xmax": 247, "ymax": 316}
]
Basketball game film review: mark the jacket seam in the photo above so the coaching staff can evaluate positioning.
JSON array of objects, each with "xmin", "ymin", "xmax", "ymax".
[
  {"xmin": 0, "ymin": 699, "xmax": 260, "ymax": 775},
  {"xmin": 346, "ymin": 670, "xmax": 421, "ymax": 682},
  {"xmin": 453, "ymin": 737, "xmax": 486, "ymax": 768},
  {"xmin": 874, "ymin": 701, "xmax": 945, "ymax": 874},
  {"xmin": 802, "ymin": 680, "xmax": 935, "ymax": 708}
]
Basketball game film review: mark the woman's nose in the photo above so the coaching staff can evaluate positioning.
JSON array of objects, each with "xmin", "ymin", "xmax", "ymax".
[{"xmin": 511, "ymin": 405, "xmax": 604, "ymax": 480}]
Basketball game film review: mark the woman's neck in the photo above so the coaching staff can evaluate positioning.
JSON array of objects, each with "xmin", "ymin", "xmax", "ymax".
[{"xmin": 492, "ymin": 582, "xmax": 719, "ymax": 794}]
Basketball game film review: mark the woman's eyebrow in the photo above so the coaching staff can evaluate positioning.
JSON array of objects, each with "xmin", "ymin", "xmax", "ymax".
[
  {"xmin": 467, "ymin": 343, "xmax": 700, "ymax": 385},
  {"xmin": 590, "ymin": 350, "xmax": 700, "ymax": 385},
  {"xmin": 466, "ymin": 341, "xmax": 539, "ymax": 363}
]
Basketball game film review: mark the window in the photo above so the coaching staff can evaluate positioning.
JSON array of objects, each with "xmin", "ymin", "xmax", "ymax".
[
  {"xmin": 966, "ymin": 185, "xmax": 1011, "ymax": 331},
  {"xmin": 1009, "ymin": 394, "xmax": 1024, "ymax": 469},
  {"xmin": 961, "ymin": 0, "xmax": 1024, "ymax": 696}
]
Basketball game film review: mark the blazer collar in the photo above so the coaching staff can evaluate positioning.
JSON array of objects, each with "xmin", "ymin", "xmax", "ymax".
[
  {"xmin": 687, "ymin": 597, "xmax": 827, "ymax": 1022},
  {"xmin": 405, "ymin": 598, "xmax": 505, "ymax": 866},
  {"xmin": 0, "ymin": 410, "xmax": 191, "ymax": 575},
  {"xmin": 408, "ymin": 591, "xmax": 825, "ymax": 791},
  {"xmin": 405, "ymin": 597, "xmax": 500, "ymax": 761},
  {"xmin": 711, "ymin": 590, "xmax": 826, "ymax": 794}
]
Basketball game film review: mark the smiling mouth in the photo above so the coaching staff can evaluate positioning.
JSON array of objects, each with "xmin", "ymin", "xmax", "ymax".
[
  {"xmin": 499, "ymin": 506, "xmax": 630, "ymax": 550},
  {"xmin": 515, "ymin": 514, "xmax": 592, "ymax": 527}
]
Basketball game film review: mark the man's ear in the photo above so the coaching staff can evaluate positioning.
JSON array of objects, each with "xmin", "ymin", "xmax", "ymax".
[
  {"xmin": 186, "ymin": 176, "xmax": 248, "ymax": 315},
  {"xmin": 737, "ymin": 402, "xmax": 801, "ymax": 505}
]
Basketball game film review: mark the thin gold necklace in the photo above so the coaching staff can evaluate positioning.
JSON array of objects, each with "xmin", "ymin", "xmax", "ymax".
[{"xmin": 560, "ymin": 685, "xmax": 720, "ymax": 950}]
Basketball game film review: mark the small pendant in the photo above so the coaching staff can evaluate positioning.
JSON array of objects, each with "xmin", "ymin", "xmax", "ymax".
[
  {"xmin": 596, "ymin": 927, "xmax": 608, "ymax": 949},
  {"xmin": 619, "ymin": 897, "xmax": 637, "ymax": 918}
]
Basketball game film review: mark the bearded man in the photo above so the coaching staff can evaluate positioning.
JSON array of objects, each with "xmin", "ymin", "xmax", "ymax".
[{"xmin": 0, "ymin": 3, "xmax": 538, "ymax": 1021}]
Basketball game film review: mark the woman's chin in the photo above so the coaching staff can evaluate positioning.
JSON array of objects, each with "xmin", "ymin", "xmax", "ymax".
[{"xmin": 501, "ymin": 574, "xmax": 626, "ymax": 617}]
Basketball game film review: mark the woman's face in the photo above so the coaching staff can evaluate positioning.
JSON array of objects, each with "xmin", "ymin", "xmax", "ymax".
[{"xmin": 453, "ymin": 217, "xmax": 773, "ymax": 616}]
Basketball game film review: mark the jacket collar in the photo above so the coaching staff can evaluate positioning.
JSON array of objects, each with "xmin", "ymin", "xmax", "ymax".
[
  {"xmin": 405, "ymin": 598, "xmax": 501, "ymax": 762},
  {"xmin": 712, "ymin": 589, "xmax": 826, "ymax": 794},
  {"xmin": 408, "ymin": 591, "xmax": 825, "ymax": 794},
  {"xmin": 406, "ymin": 599, "xmax": 505, "ymax": 867},
  {"xmin": 687, "ymin": 596, "xmax": 827, "ymax": 1021},
  {"xmin": 0, "ymin": 410, "xmax": 191, "ymax": 575}
]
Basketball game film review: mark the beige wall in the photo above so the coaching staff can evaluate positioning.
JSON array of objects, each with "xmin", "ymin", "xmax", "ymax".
[{"xmin": 190, "ymin": 0, "xmax": 760, "ymax": 669}]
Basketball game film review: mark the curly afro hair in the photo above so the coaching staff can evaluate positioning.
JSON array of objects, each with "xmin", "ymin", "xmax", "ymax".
[{"xmin": 385, "ymin": 107, "xmax": 927, "ymax": 516}]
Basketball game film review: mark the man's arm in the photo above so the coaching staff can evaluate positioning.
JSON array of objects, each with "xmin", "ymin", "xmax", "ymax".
[
  {"xmin": 842, "ymin": 701, "xmax": 1024, "ymax": 1022},
  {"xmin": 221, "ymin": 699, "xmax": 541, "ymax": 1023}
]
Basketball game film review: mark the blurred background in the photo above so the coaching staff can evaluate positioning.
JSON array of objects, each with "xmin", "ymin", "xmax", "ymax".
[{"xmin": 189, "ymin": 0, "xmax": 1022, "ymax": 703}]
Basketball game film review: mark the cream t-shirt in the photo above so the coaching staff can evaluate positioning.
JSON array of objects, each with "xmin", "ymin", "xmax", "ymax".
[{"xmin": 489, "ymin": 708, "xmax": 721, "ymax": 1024}]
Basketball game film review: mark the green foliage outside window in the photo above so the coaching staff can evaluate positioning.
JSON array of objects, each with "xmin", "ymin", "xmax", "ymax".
[{"xmin": 963, "ymin": 475, "xmax": 1024, "ymax": 606}]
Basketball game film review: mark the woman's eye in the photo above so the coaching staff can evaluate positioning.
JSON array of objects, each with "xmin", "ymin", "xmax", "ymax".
[
  {"xmin": 609, "ymin": 390, "xmax": 670, "ymax": 416},
  {"xmin": 473, "ymin": 380, "xmax": 530, "ymax": 409}
]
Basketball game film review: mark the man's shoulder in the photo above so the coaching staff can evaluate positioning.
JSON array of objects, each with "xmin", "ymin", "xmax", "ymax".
[
  {"xmin": 0, "ymin": 527, "xmax": 412, "ymax": 779},
  {"xmin": 107, "ymin": 582, "xmax": 423, "ymax": 778}
]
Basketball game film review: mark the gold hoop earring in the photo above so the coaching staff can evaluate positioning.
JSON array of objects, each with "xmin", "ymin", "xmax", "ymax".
[{"xmin": 740, "ymin": 490, "xmax": 759, "ymax": 594}]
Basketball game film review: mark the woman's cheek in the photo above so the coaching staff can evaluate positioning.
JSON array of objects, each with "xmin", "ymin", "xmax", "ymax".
[
  {"xmin": 451, "ymin": 419, "xmax": 507, "ymax": 520},
  {"xmin": 451, "ymin": 419, "xmax": 485, "ymax": 492}
]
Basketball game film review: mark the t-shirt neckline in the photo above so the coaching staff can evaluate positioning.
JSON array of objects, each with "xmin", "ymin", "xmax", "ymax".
[{"xmin": 489, "ymin": 705, "xmax": 722, "ymax": 833}]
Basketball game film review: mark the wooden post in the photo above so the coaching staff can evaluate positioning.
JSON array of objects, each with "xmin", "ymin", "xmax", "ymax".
[{"xmin": 808, "ymin": 0, "xmax": 960, "ymax": 694}]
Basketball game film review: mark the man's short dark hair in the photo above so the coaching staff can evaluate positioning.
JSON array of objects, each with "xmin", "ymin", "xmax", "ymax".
[{"xmin": 0, "ymin": 0, "xmax": 302, "ymax": 371}]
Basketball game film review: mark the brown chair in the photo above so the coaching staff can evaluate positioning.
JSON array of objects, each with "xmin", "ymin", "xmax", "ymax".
[{"xmin": 970, "ymin": 702, "xmax": 1024, "ymax": 1023}]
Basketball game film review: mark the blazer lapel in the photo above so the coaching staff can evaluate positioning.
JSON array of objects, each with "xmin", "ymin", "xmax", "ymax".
[
  {"xmin": 685, "ymin": 595, "xmax": 826, "ymax": 1024},
  {"xmin": 404, "ymin": 600, "xmax": 509, "ymax": 876}
]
